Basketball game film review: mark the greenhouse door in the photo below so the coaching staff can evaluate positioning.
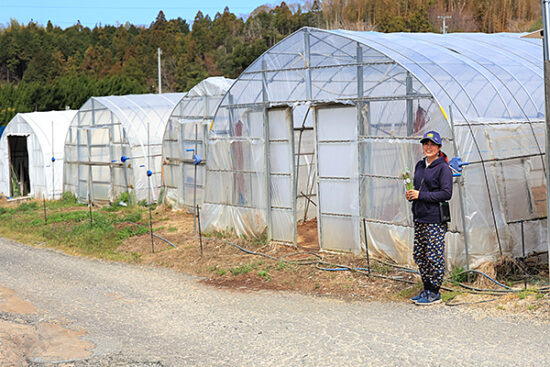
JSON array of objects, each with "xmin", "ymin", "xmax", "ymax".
[
  {"xmin": 267, "ymin": 108, "xmax": 297, "ymax": 245},
  {"xmin": 314, "ymin": 105, "xmax": 360, "ymax": 252},
  {"xmin": 86, "ymin": 127, "xmax": 113, "ymax": 203}
]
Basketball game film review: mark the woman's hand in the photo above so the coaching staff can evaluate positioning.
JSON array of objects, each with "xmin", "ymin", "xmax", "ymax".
[{"xmin": 406, "ymin": 189, "xmax": 419, "ymax": 201}]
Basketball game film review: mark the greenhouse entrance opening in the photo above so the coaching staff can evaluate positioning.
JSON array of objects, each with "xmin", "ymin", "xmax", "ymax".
[
  {"xmin": 266, "ymin": 106, "xmax": 321, "ymax": 249},
  {"xmin": 8, "ymin": 135, "xmax": 30, "ymax": 197}
]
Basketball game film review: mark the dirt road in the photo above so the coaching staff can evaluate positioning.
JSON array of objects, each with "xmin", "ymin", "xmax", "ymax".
[{"xmin": 1, "ymin": 237, "xmax": 549, "ymax": 366}]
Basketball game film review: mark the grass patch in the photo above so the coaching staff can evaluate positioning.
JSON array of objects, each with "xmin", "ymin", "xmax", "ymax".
[
  {"xmin": 449, "ymin": 266, "xmax": 469, "ymax": 284},
  {"xmin": 258, "ymin": 270, "xmax": 271, "ymax": 281},
  {"xmin": 230, "ymin": 264, "xmax": 253, "ymax": 276},
  {"xmin": 0, "ymin": 198, "xmax": 150, "ymax": 261}
]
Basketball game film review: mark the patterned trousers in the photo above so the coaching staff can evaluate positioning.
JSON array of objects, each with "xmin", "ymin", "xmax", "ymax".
[{"xmin": 413, "ymin": 222, "xmax": 447, "ymax": 292}]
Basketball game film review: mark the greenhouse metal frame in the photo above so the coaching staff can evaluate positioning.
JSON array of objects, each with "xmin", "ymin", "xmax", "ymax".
[
  {"xmin": 162, "ymin": 77, "xmax": 234, "ymax": 213},
  {"xmin": 0, "ymin": 110, "xmax": 77, "ymax": 199},
  {"xmin": 202, "ymin": 27, "xmax": 546, "ymax": 269},
  {"xmin": 64, "ymin": 93, "xmax": 185, "ymax": 205}
]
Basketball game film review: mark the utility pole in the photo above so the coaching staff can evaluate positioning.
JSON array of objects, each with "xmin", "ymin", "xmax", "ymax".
[
  {"xmin": 438, "ymin": 15, "xmax": 452, "ymax": 34},
  {"xmin": 157, "ymin": 48, "xmax": 162, "ymax": 94},
  {"xmin": 542, "ymin": 0, "xmax": 550, "ymax": 283}
]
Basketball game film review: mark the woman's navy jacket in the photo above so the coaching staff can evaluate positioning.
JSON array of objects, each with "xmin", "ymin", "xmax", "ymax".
[{"xmin": 412, "ymin": 153, "xmax": 453, "ymax": 223}]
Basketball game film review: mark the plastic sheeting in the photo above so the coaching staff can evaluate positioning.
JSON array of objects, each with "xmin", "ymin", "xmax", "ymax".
[
  {"xmin": 0, "ymin": 110, "xmax": 76, "ymax": 199},
  {"xmin": 203, "ymin": 27, "xmax": 545, "ymax": 267},
  {"xmin": 64, "ymin": 93, "xmax": 185, "ymax": 204},
  {"xmin": 162, "ymin": 77, "xmax": 234, "ymax": 210}
]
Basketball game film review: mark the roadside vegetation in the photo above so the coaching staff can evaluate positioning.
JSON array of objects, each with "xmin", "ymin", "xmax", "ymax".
[{"xmin": 0, "ymin": 193, "xmax": 548, "ymax": 318}]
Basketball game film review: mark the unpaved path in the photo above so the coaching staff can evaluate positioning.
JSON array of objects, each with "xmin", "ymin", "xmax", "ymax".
[{"xmin": 0, "ymin": 237, "xmax": 549, "ymax": 366}]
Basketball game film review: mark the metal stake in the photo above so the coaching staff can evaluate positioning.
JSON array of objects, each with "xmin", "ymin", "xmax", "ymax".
[
  {"xmin": 362, "ymin": 218, "xmax": 370, "ymax": 275},
  {"xmin": 197, "ymin": 204, "xmax": 203, "ymax": 257},
  {"xmin": 43, "ymin": 196, "xmax": 47, "ymax": 225},
  {"xmin": 193, "ymin": 124, "xmax": 198, "ymax": 234},
  {"xmin": 148, "ymin": 122, "xmax": 154, "ymax": 254},
  {"xmin": 521, "ymin": 220, "xmax": 527, "ymax": 290},
  {"xmin": 88, "ymin": 193, "xmax": 93, "ymax": 226},
  {"xmin": 51, "ymin": 120, "xmax": 55, "ymax": 201}
]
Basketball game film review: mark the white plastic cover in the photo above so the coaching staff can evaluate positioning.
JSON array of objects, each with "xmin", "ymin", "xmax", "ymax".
[
  {"xmin": 203, "ymin": 27, "xmax": 545, "ymax": 267},
  {"xmin": 162, "ymin": 77, "xmax": 233, "ymax": 210},
  {"xmin": 0, "ymin": 110, "xmax": 76, "ymax": 199},
  {"xmin": 64, "ymin": 93, "xmax": 185, "ymax": 204}
]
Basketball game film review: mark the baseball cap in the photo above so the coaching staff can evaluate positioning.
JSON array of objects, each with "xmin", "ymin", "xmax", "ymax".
[{"xmin": 420, "ymin": 131, "xmax": 442, "ymax": 146}]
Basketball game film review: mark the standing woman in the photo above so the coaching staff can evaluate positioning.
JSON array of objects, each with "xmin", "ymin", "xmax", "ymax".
[{"xmin": 406, "ymin": 131, "xmax": 453, "ymax": 305}]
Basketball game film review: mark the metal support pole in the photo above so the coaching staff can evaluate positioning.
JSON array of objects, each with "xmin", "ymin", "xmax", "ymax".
[
  {"xmin": 158, "ymin": 48, "xmax": 162, "ymax": 94},
  {"xmin": 449, "ymin": 105, "xmax": 471, "ymax": 276},
  {"xmin": 193, "ymin": 124, "xmax": 198, "ymax": 234},
  {"xmin": 304, "ymin": 29, "xmax": 312, "ymax": 101},
  {"xmin": 542, "ymin": 0, "xmax": 550, "ymax": 284},
  {"xmin": 406, "ymin": 72, "xmax": 413, "ymax": 136},
  {"xmin": 148, "ymin": 122, "xmax": 154, "ymax": 254},
  {"xmin": 51, "ymin": 120, "xmax": 55, "ymax": 201},
  {"xmin": 438, "ymin": 15, "xmax": 451, "ymax": 34},
  {"xmin": 262, "ymin": 59, "xmax": 273, "ymax": 241}
]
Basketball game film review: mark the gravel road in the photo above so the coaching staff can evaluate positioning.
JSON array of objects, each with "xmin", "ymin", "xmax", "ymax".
[{"xmin": 0, "ymin": 237, "xmax": 549, "ymax": 366}]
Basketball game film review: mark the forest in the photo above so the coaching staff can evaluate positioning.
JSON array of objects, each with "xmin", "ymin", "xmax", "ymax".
[{"xmin": 0, "ymin": 0, "xmax": 543, "ymax": 126}]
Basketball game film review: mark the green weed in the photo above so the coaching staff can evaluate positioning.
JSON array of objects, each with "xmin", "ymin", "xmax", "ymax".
[
  {"xmin": 258, "ymin": 270, "xmax": 271, "ymax": 281},
  {"xmin": 449, "ymin": 266, "xmax": 469, "ymax": 283},
  {"xmin": 230, "ymin": 264, "xmax": 253, "ymax": 276}
]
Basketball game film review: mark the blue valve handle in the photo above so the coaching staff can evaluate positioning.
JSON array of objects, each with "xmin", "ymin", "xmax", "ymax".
[
  {"xmin": 51, "ymin": 157, "xmax": 55, "ymax": 162},
  {"xmin": 186, "ymin": 148, "xmax": 194, "ymax": 152},
  {"xmin": 193, "ymin": 154, "xmax": 202, "ymax": 165},
  {"xmin": 147, "ymin": 170, "xmax": 152, "ymax": 177},
  {"xmin": 449, "ymin": 157, "xmax": 469, "ymax": 177},
  {"xmin": 121, "ymin": 155, "xmax": 130, "ymax": 162}
]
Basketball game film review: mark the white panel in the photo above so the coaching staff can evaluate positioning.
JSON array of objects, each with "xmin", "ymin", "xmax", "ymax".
[
  {"xmin": 319, "ymin": 180, "xmax": 359, "ymax": 215},
  {"xmin": 269, "ymin": 143, "xmax": 291, "ymax": 174},
  {"xmin": 268, "ymin": 109, "xmax": 289, "ymax": 140},
  {"xmin": 270, "ymin": 175, "xmax": 292, "ymax": 208},
  {"xmin": 317, "ymin": 107, "xmax": 357, "ymax": 141},
  {"xmin": 271, "ymin": 209, "xmax": 294, "ymax": 243},
  {"xmin": 318, "ymin": 144, "xmax": 357, "ymax": 177},
  {"xmin": 320, "ymin": 215, "xmax": 360, "ymax": 252}
]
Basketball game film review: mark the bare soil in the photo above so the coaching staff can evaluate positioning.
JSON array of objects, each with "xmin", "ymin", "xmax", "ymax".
[
  {"xmin": 0, "ymin": 286, "xmax": 94, "ymax": 366},
  {"xmin": 117, "ymin": 207, "xmax": 550, "ymax": 318}
]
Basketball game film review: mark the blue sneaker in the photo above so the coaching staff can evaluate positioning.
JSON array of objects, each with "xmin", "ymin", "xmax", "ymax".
[
  {"xmin": 410, "ymin": 290, "xmax": 427, "ymax": 302},
  {"xmin": 415, "ymin": 291, "xmax": 442, "ymax": 305}
]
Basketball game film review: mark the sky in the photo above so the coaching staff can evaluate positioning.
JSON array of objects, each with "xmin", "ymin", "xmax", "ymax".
[{"xmin": 0, "ymin": 0, "xmax": 282, "ymax": 29}]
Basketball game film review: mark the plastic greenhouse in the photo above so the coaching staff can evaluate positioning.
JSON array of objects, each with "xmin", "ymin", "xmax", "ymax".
[
  {"xmin": 0, "ymin": 110, "xmax": 77, "ymax": 199},
  {"xmin": 202, "ymin": 27, "xmax": 546, "ymax": 269},
  {"xmin": 162, "ymin": 77, "xmax": 234, "ymax": 211},
  {"xmin": 64, "ymin": 93, "xmax": 185, "ymax": 204}
]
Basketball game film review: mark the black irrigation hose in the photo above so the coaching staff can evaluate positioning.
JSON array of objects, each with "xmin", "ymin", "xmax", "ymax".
[
  {"xmin": 218, "ymin": 239, "xmax": 550, "ymax": 295},
  {"xmin": 119, "ymin": 221, "xmax": 177, "ymax": 248},
  {"xmin": 151, "ymin": 233, "xmax": 177, "ymax": 249},
  {"xmin": 445, "ymin": 297, "xmax": 499, "ymax": 307},
  {"xmin": 371, "ymin": 257, "xmax": 550, "ymax": 294}
]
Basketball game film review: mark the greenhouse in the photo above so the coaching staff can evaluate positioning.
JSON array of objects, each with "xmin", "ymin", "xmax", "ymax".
[
  {"xmin": 0, "ymin": 110, "xmax": 77, "ymax": 199},
  {"xmin": 64, "ymin": 93, "xmax": 185, "ymax": 204},
  {"xmin": 202, "ymin": 27, "xmax": 546, "ymax": 269},
  {"xmin": 162, "ymin": 77, "xmax": 234, "ymax": 212}
]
